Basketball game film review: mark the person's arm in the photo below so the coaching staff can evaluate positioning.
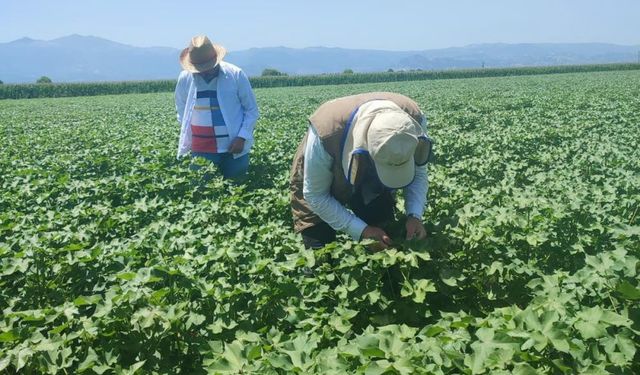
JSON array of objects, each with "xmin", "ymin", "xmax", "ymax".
[
  {"xmin": 405, "ymin": 110, "xmax": 429, "ymax": 218},
  {"xmin": 403, "ymin": 165, "xmax": 428, "ymax": 219},
  {"xmin": 175, "ymin": 71, "xmax": 189, "ymax": 124},
  {"xmin": 236, "ymin": 70, "xmax": 259, "ymax": 141},
  {"xmin": 403, "ymin": 112, "xmax": 430, "ymax": 239},
  {"xmin": 303, "ymin": 127, "xmax": 368, "ymax": 240}
]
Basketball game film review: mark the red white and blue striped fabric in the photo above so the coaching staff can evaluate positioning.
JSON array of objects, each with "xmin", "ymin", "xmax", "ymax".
[{"xmin": 191, "ymin": 90, "xmax": 230, "ymax": 153}]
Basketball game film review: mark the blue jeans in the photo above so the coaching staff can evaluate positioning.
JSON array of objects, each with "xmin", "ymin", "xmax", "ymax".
[{"xmin": 191, "ymin": 152, "xmax": 249, "ymax": 181}]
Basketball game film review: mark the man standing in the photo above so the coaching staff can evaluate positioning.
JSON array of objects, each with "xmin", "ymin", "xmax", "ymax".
[
  {"xmin": 175, "ymin": 35, "xmax": 259, "ymax": 180},
  {"xmin": 290, "ymin": 92, "xmax": 432, "ymax": 249}
]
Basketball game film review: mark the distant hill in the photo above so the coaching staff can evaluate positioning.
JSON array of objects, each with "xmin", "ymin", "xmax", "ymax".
[
  {"xmin": 0, "ymin": 35, "xmax": 179, "ymax": 83},
  {"xmin": 0, "ymin": 35, "xmax": 637, "ymax": 83},
  {"xmin": 231, "ymin": 43, "xmax": 639, "ymax": 75}
]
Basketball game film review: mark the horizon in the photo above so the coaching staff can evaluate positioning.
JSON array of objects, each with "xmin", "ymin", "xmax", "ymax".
[
  {"xmin": 3, "ymin": 33, "xmax": 639, "ymax": 53},
  {"xmin": 1, "ymin": 0, "xmax": 639, "ymax": 51},
  {"xmin": 1, "ymin": 34, "xmax": 638, "ymax": 84}
]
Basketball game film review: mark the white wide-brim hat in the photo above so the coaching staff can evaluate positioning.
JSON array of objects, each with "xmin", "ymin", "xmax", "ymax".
[
  {"xmin": 180, "ymin": 35, "xmax": 226, "ymax": 73},
  {"xmin": 341, "ymin": 100, "xmax": 431, "ymax": 189}
]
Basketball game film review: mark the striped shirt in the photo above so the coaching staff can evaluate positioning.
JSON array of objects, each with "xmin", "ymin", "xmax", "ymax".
[{"xmin": 190, "ymin": 75, "xmax": 231, "ymax": 153}]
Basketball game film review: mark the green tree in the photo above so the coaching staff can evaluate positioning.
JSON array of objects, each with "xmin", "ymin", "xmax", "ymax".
[
  {"xmin": 261, "ymin": 68, "xmax": 287, "ymax": 77},
  {"xmin": 37, "ymin": 76, "xmax": 53, "ymax": 84},
  {"xmin": 343, "ymin": 69, "xmax": 354, "ymax": 74},
  {"xmin": 0, "ymin": 79, "xmax": 3, "ymax": 84},
  {"xmin": 387, "ymin": 68, "xmax": 394, "ymax": 73}
]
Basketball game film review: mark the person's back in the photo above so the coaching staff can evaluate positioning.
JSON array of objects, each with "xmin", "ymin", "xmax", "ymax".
[{"xmin": 290, "ymin": 92, "xmax": 433, "ymax": 250}]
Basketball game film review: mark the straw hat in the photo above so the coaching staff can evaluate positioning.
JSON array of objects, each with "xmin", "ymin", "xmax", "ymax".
[
  {"xmin": 180, "ymin": 35, "xmax": 226, "ymax": 73},
  {"xmin": 342, "ymin": 100, "xmax": 431, "ymax": 189}
]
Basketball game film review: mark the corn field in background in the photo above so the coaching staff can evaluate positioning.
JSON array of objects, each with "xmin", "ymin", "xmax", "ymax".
[{"xmin": 0, "ymin": 62, "xmax": 639, "ymax": 100}]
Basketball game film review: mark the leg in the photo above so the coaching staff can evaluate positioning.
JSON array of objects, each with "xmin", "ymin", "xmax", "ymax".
[
  {"xmin": 191, "ymin": 152, "xmax": 223, "ymax": 181},
  {"xmin": 300, "ymin": 222, "xmax": 337, "ymax": 249},
  {"xmin": 218, "ymin": 153, "xmax": 250, "ymax": 182},
  {"xmin": 191, "ymin": 152, "xmax": 223, "ymax": 164}
]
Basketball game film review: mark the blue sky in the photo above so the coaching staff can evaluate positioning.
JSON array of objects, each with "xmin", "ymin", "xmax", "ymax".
[{"xmin": 1, "ymin": 0, "xmax": 639, "ymax": 51}]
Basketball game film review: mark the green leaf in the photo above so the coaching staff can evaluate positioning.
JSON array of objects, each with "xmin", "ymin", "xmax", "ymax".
[
  {"xmin": 329, "ymin": 315, "xmax": 352, "ymax": 334},
  {"xmin": 78, "ymin": 348, "xmax": 99, "ymax": 373},
  {"xmin": 362, "ymin": 360, "xmax": 392, "ymax": 375},
  {"xmin": 116, "ymin": 272, "xmax": 137, "ymax": 281},
  {"xmin": 574, "ymin": 306, "xmax": 627, "ymax": 339},
  {"xmin": 378, "ymin": 332, "xmax": 406, "ymax": 357},
  {"xmin": 552, "ymin": 359, "xmax": 573, "ymax": 374},
  {"xmin": 513, "ymin": 363, "xmax": 539, "ymax": 375},
  {"xmin": 266, "ymin": 354, "xmax": 292, "ymax": 371},
  {"xmin": 424, "ymin": 326, "xmax": 445, "ymax": 337},
  {"xmin": 574, "ymin": 320, "xmax": 606, "ymax": 339},
  {"xmin": 0, "ymin": 330, "xmax": 19, "ymax": 342},
  {"xmin": 186, "ymin": 313, "xmax": 206, "ymax": 329},
  {"xmin": 246, "ymin": 345, "xmax": 262, "ymax": 361},
  {"xmin": 356, "ymin": 334, "xmax": 385, "ymax": 358},
  {"xmin": 0, "ymin": 355, "xmax": 11, "ymax": 371},
  {"xmin": 401, "ymin": 279, "xmax": 436, "ymax": 303},
  {"xmin": 92, "ymin": 364, "xmax": 112, "ymax": 375},
  {"xmin": 208, "ymin": 341, "xmax": 246, "ymax": 372},
  {"xmin": 16, "ymin": 347, "xmax": 34, "ymax": 371},
  {"xmin": 122, "ymin": 360, "xmax": 146, "ymax": 375},
  {"xmin": 412, "ymin": 279, "xmax": 436, "ymax": 303},
  {"xmin": 600, "ymin": 310, "xmax": 631, "ymax": 327},
  {"xmin": 615, "ymin": 281, "xmax": 640, "ymax": 300},
  {"xmin": 73, "ymin": 295, "xmax": 102, "ymax": 306},
  {"xmin": 440, "ymin": 267, "xmax": 463, "ymax": 287},
  {"xmin": 476, "ymin": 327, "xmax": 495, "ymax": 342},
  {"xmin": 601, "ymin": 332, "xmax": 636, "ymax": 366}
]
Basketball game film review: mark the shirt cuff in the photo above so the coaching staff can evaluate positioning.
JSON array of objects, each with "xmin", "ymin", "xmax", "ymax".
[
  {"xmin": 405, "ymin": 200, "xmax": 425, "ymax": 220},
  {"xmin": 237, "ymin": 126, "xmax": 253, "ymax": 141},
  {"xmin": 346, "ymin": 217, "xmax": 368, "ymax": 241}
]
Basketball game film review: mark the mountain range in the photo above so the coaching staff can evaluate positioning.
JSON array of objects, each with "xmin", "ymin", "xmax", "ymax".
[{"xmin": 0, "ymin": 35, "xmax": 638, "ymax": 83}]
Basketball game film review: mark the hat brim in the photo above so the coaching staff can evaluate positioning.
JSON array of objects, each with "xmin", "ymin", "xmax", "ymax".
[
  {"xmin": 375, "ymin": 157, "xmax": 416, "ymax": 189},
  {"xmin": 415, "ymin": 136, "xmax": 432, "ymax": 165},
  {"xmin": 342, "ymin": 122, "xmax": 357, "ymax": 184},
  {"xmin": 180, "ymin": 44, "xmax": 226, "ymax": 73}
]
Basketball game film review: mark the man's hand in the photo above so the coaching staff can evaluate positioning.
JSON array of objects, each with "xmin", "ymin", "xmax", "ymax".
[
  {"xmin": 361, "ymin": 225, "xmax": 392, "ymax": 251},
  {"xmin": 229, "ymin": 137, "xmax": 246, "ymax": 154},
  {"xmin": 406, "ymin": 216, "xmax": 427, "ymax": 240}
]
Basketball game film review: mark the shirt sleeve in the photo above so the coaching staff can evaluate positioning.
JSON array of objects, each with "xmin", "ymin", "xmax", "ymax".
[
  {"xmin": 236, "ymin": 70, "xmax": 259, "ymax": 141},
  {"xmin": 403, "ymin": 164, "xmax": 428, "ymax": 219},
  {"xmin": 403, "ymin": 111, "xmax": 429, "ymax": 219},
  {"xmin": 175, "ymin": 72, "xmax": 189, "ymax": 124},
  {"xmin": 303, "ymin": 127, "xmax": 368, "ymax": 240},
  {"xmin": 420, "ymin": 111, "xmax": 428, "ymax": 129}
]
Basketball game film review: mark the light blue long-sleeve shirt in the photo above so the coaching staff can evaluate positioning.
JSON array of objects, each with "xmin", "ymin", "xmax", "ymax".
[{"xmin": 175, "ymin": 61, "xmax": 259, "ymax": 159}]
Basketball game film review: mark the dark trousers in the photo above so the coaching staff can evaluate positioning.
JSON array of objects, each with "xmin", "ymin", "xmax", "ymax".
[{"xmin": 301, "ymin": 189, "xmax": 395, "ymax": 249}]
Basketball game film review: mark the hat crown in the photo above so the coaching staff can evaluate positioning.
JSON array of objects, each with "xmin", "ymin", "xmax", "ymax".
[
  {"xmin": 180, "ymin": 35, "xmax": 226, "ymax": 73},
  {"xmin": 372, "ymin": 132, "xmax": 417, "ymax": 165},
  {"xmin": 367, "ymin": 111, "xmax": 420, "ymax": 164},
  {"xmin": 342, "ymin": 99, "xmax": 426, "ymax": 189},
  {"xmin": 188, "ymin": 36, "xmax": 216, "ymax": 64}
]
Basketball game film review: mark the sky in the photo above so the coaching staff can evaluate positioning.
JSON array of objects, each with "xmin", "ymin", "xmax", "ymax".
[{"xmin": 1, "ymin": 0, "xmax": 639, "ymax": 51}]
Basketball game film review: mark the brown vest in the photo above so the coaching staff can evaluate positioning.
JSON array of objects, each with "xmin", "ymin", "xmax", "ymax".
[{"xmin": 290, "ymin": 92, "xmax": 423, "ymax": 233}]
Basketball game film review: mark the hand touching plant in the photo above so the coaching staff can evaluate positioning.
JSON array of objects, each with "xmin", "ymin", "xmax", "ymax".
[
  {"xmin": 405, "ymin": 216, "xmax": 427, "ymax": 240},
  {"xmin": 361, "ymin": 225, "xmax": 393, "ymax": 251}
]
